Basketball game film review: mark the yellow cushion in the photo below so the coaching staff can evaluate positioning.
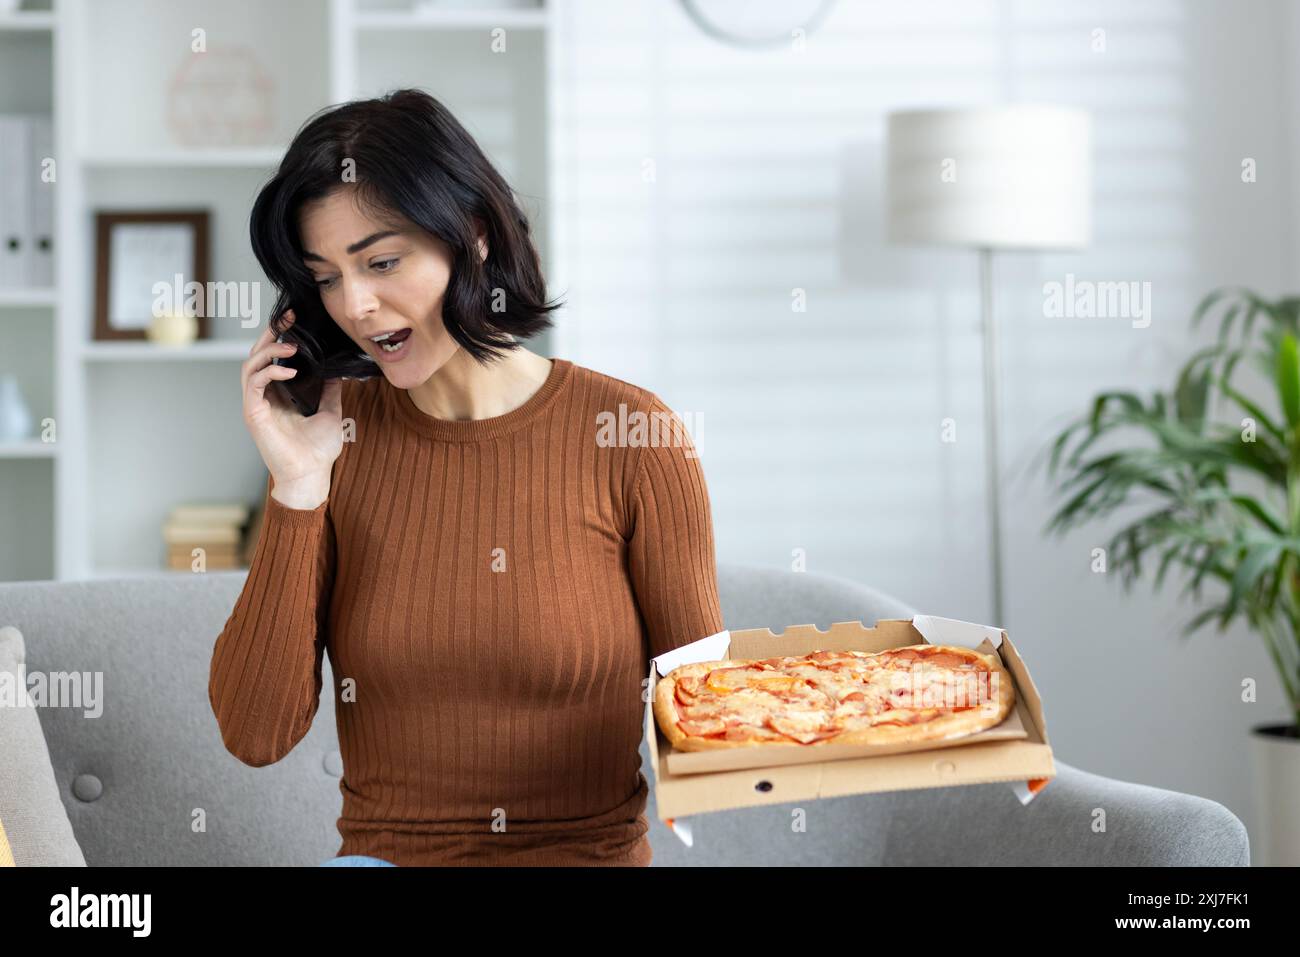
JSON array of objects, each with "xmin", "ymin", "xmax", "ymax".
[{"xmin": 0, "ymin": 816, "xmax": 14, "ymax": 867}]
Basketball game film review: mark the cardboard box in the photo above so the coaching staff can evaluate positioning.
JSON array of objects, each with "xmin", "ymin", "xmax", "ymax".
[{"xmin": 644, "ymin": 615, "xmax": 1055, "ymax": 846}]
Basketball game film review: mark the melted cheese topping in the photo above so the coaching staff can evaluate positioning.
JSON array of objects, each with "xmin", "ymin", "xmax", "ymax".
[{"xmin": 673, "ymin": 645, "xmax": 1001, "ymax": 744}]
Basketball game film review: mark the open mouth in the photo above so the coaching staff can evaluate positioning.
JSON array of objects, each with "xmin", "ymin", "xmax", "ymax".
[{"xmin": 369, "ymin": 328, "xmax": 413, "ymax": 356}]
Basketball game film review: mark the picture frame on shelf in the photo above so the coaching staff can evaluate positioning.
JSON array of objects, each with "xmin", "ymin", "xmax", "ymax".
[{"xmin": 93, "ymin": 210, "xmax": 210, "ymax": 342}]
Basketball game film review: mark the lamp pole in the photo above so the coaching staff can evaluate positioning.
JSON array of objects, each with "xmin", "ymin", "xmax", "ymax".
[
  {"xmin": 884, "ymin": 107, "xmax": 1092, "ymax": 631},
  {"xmin": 978, "ymin": 247, "xmax": 1005, "ymax": 629}
]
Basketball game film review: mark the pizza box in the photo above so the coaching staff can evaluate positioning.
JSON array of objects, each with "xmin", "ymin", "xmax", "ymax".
[{"xmin": 643, "ymin": 615, "xmax": 1055, "ymax": 844}]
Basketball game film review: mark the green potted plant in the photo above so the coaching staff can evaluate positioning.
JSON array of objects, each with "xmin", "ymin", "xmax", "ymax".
[{"xmin": 1040, "ymin": 287, "xmax": 1300, "ymax": 866}]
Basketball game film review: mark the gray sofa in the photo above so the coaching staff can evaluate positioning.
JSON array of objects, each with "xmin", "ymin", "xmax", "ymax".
[{"xmin": 0, "ymin": 563, "xmax": 1250, "ymax": 866}]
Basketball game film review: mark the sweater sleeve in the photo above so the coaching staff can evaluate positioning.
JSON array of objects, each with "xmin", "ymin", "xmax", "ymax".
[
  {"xmin": 208, "ymin": 471, "xmax": 336, "ymax": 767},
  {"xmin": 626, "ymin": 394, "xmax": 725, "ymax": 660}
]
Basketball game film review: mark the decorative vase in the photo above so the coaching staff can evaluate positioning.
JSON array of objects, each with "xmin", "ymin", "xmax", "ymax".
[
  {"xmin": 0, "ymin": 375, "xmax": 33, "ymax": 442},
  {"xmin": 166, "ymin": 45, "xmax": 274, "ymax": 148},
  {"xmin": 147, "ymin": 310, "xmax": 198, "ymax": 346},
  {"xmin": 1250, "ymin": 723, "xmax": 1300, "ymax": 865}
]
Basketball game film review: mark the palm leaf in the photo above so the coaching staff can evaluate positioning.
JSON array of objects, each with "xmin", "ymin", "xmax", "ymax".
[{"xmin": 1277, "ymin": 333, "xmax": 1300, "ymax": 430}]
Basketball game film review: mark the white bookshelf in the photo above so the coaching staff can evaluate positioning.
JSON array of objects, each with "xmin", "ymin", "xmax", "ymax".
[
  {"xmin": 0, "ymin": 2, "xmax": 56, "ymax": 581},
  {"xmin": 0, "ymin": 287, "xmax": 57, "ymax": 306},
  {"xmin": 82, "ymin": 148, "xmax": 289, "ymax": 169},
  {"xmin": 0, "ymin": 10, "xmax": 54, "ymax": 30},
  {"xmin": 80, "ymin": 340, "xmax": 256, "ymax": 362},
  {"xmin": 0, "ymin": 440, "xmax": 57, "ymax": 459},
  {"xmin": 0, "ymin": 0, "xmax": 555, "ymax": 582},
  {"xmin": 355, "ymin": 8, "xmax": 547, "ymax": 30}
]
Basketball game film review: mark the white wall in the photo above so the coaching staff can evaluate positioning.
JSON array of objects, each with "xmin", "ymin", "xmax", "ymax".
[{"xmin": 552, "ymin": 0, "xmax": 1297, "ymax": 852}]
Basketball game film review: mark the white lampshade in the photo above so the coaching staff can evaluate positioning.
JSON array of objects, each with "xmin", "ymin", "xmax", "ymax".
[{"xmin": 885, "ymin": 105, "xmax": 1092, "ymax": 250}]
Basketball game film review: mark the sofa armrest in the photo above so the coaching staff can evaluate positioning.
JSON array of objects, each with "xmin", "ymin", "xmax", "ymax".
[{"xmin": 878, "ymin": 759, "xmax": 1250, "ymax": 866}]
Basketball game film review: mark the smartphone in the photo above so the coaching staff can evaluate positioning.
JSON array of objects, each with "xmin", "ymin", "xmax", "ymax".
[
  {"xmin": 267, "ymin": 304, "xmax": 379, "ymax": 416},
  {"xmin": 271, "ymin": 336, "xmax": 327, "ymax": 416}
]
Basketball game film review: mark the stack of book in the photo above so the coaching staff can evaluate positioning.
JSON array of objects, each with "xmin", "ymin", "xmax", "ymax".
[{"xmin": 163, "ymin": 503, "xmax": 251, "ymax": 571}]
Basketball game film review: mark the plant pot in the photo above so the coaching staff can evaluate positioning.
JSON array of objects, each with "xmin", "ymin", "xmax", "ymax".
[{"xmin": 1250, "ymin": 722, "xmax": 1300, "ymax": 865}]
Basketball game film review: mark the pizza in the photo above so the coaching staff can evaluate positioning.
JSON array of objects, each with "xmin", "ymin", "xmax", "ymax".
[{"xmin": 654, "ymin": 644, "xmax": 1016, "ymax": 751}]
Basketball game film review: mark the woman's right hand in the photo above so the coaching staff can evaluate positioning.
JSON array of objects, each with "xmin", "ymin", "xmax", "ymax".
[{"xmin": 242, "ymin": 309, "xmax": 344, "ymax": 508}]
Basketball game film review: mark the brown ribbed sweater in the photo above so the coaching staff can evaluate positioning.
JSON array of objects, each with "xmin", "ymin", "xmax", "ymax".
[{"xmin": 207, "ymin": 357, "xmax": 723, "ymax": 866}]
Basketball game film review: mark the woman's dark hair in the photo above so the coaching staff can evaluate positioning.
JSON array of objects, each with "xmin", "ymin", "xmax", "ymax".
[{"xmin": 249, "ymin": 87, "xmax": 562, "ymax": 378}]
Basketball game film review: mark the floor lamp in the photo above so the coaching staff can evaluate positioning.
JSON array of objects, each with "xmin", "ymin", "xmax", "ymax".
[{"xmin": 884, "ymin": 106, "xmax": 1092, "ymax": 629}]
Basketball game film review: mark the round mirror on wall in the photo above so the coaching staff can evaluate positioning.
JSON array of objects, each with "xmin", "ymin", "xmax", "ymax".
[{"xmin": 679, "ymin": 0, "xmax": 838, "ymax": 47}]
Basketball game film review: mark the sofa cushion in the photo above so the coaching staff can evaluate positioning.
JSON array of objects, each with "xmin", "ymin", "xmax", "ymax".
[{"xmin": 0, "ymin": 625, "xmax": 86, "ymax": 866}]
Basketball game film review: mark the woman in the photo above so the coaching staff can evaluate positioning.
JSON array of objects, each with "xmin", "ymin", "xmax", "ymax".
[{"xmin": 207, "ymin": 88, "xmax": 724, "ymax": 867}]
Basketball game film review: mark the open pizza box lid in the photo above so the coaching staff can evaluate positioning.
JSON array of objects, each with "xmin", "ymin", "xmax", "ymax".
[{"xmin": 644, "ymin": 616, "xmax": 1055, "ymax": 847}]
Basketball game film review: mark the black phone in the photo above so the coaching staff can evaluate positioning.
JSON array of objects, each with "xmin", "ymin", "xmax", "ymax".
[
  {"xmin": 268, "ymin": 302, "xmax": 380, "ymax": 416},
  {"xmin": 271, "ymin": 336, "xmax": 327, "ymax": 416}
]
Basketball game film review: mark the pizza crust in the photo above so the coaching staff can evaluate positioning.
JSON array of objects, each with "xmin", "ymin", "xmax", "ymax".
[{"xmin": 653, "ymin": 645, "xmax": 1016, "ymax": 752}]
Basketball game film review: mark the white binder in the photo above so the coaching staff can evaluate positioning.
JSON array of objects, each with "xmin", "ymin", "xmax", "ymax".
[
  {"xmin": 28, "ymin": 114, "xmax": 54, "ymax": 289},
  {"xmin": 0, "ymin": 115, "xmax": 31, "ymax": 289}
]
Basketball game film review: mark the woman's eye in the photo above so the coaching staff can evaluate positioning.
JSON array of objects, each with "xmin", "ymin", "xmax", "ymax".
[
  {"xmin": 373, "ymin": 258, "xmax": 399, "ymax": 273},
  {"xmin": 316, "ymin": 276, "xmax": 336, "ymax": 289}
]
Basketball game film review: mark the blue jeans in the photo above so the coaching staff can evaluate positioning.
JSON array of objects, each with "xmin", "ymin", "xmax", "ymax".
[{"xmin": 321, "ymin": 854, "xmax": 397, "ymax": 866}]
